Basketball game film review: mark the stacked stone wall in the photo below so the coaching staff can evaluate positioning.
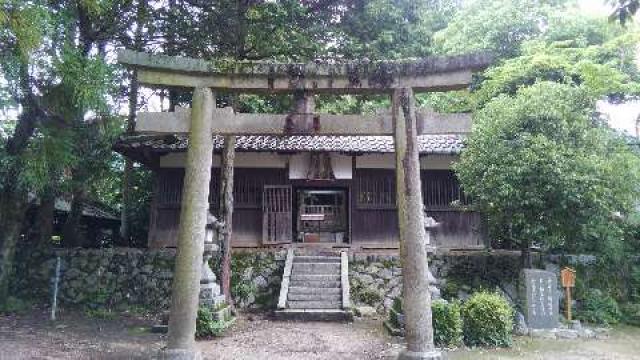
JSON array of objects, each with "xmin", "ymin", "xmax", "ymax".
[
  {"xmin": 349, "ymin": 252, "xmax": 524, "ymax": 313},
  {"xmin": 14, "ymin": 246, "xmax": 621, "ymax": 315},
  {"xmin": 12, "ymin": 247, "xmax": 285, "ymax": 312}
]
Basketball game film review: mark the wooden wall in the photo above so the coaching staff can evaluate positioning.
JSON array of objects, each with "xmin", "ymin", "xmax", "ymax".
[{"xmin": 148, "ymin": 165, "xmax": 484, "ymax": 250}]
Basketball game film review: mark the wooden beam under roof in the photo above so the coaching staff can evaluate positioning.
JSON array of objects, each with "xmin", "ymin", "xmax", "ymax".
[
  {"xmin": 117, "ymin": 50, "xmax": 492, "ymax": 93},
  {"xmin": 135, "ymin": 107, "xmax": 472, "ymax": 136}
]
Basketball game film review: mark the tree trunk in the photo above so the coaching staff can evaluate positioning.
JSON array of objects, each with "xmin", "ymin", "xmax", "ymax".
[
  {"xmin": 521, "ymin": 239, "xmax": 532, "ymax": 269},
  {"xmin": 120, "ymin": 0, "xmax": 146, "ymax": 246},
  {"xmin": 219, "ymin": 136, "xmax": 236, "ymax": 306},
  {"xmin": 35, "ymin": 190, "xmax": 56, "ymax": 250},
  {"xmin": 0, "ymin": 61, "xmax": 43, "ymax": 301},
  {"xmin": 0, "ymin": 187, "xmax": 29, "ymax": 302},
  {"xmin": 121, "ymin": 69, "xmax": 139, "ymax": 245},
  {"xmin": 62, "ymin": 187, "xmax": 86, "ymax": 247},
  {"xmin": 120, "ymin": 159, "xmax": 133, "ymax": 245}
]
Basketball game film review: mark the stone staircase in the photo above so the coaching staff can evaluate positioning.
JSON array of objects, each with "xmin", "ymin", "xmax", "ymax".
[{"xmin": 275, "ymin": 249, "xmax": 352, "ymax": 321}]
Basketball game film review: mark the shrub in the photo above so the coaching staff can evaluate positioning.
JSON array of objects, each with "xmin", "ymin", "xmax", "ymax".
[
  {"xmin": 432, "ymin": 300, "xmax": 463, "ymax": 348},
  {"xmin": 0, "ymin": 296, "xmax": 30, "ymax": 314},
  {"xmin": 630, "ymin": 266, "xmax": 640, "ymax": 302},
  {"xmin": 392, "ymin": 297, "xmax": 403, "ymax": 313},
  {"xmin": 578, "ymin": 289, "xmax": 622, "ymax": 326},
  {"xmin": 351, "ymin": 277, "xmax": 383, "ymax": 306},
  {"xmin": 196, "ymin": 307, "xmax": 228, "ymax": 338},
  {"xmin": 461, "ymin": 291, "xmax": 513, "ymax": 347},
  {"xmin": 84, "ymin": 307, "xmax": 116, "ymax": 319},
  {"xmin": 621, "ymin": 303, "xmax": 640, "ymax": 326}
]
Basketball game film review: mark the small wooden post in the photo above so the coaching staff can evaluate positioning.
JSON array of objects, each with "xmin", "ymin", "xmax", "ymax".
[
  {"xmin": 393, "ymin": 88, "xmax": 441, "ymax": 360},
  {"xmin": 165, "ymin": 87, "xmax": 215, "ymax": 359},
  {"xmin": 565, "ymin": 287, "xmax": 572, "ymax": 321},
  {"xmin": 561, "ymin": 267, "xmax": 576, "ymax": 321}
]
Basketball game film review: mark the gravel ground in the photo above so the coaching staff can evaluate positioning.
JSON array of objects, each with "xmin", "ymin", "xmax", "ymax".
[
  {"xmin": 0, "ymin": 309, "xmax": 398, "ymax": 360},
  {"xmin": 1, "ymin": 308, "xmax": 639, "ymax": 360},
  {"xmin": 201, "ymin": 315, "xmax": 399, "ymax": 360}
]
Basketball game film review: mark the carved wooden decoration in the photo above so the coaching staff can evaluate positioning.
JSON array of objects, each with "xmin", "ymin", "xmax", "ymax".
[{"xmin": 306, "ymin": 153, "xmax": 335, "ymax": 180}]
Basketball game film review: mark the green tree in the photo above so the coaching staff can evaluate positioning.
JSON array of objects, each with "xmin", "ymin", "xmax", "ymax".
[
  {"xmin": 610, "ymin": 0, "xmax": 639, "ymax": 24},
  {"xmin": 433, "ymin": 0, "xmax": 566, "ymax": 59},
  {"xmin": 0, "ymin": 0, "xmax": 133, "ymax": 300},
  {"xmin": 455, "ymin": 82, "xmax": 640, "ymax": 267}
]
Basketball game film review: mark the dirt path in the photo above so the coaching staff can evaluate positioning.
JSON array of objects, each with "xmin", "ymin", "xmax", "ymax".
[
  {"xmin": 1, "ymin": 309, "xmax": 639, "ymax": 360},
  {"xmin": 201, "ymin": 315, "xmax": 397, "ymax": 360},
  {"xmin": 0, "ymin": 309, "xmax": 397, "ymax": 360}
]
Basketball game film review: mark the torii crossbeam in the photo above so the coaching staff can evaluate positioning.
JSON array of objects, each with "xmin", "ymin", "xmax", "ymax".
[{"xmin": 119, "ymin": 50, "xmax": 491, "ymax": 360}]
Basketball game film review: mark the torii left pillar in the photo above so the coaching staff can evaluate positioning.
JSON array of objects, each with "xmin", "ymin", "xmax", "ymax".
[{"xmin": 162, "ymin": 87, "xmax": 215, "ymax": 360}]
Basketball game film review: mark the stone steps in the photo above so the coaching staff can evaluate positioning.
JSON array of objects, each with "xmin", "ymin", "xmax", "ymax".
[
  {"xmin": 291, "ymin": 262, "xmax": 341, "ymax": 274},
  {"xmin": 289, "ymin": 280, "xmax": 341, "ymax": 288},
  {"xmin": 294, "ymin": 256, "xmax": 341, "ymax": 263},
  {"xmin": 274, "ymin": 309, "xmax": 352, "ymax": 322},
  {"xmin": 287, "ymin": 300, "xmax": 342, "ymax": 309},
  {"xmin": 288, "ymin": 286, "xmax": 341, "ymax": 295},
  {"xmin": 290, "ymin": 274, "xmax": 341, "ymax": 282},
  {"xmin": 276, "ymin": 251, "xmax": 350, "ymax": 321},
  {"xmin": 287, "ymin": 293, "xmax": 342, "ymax": 301}
]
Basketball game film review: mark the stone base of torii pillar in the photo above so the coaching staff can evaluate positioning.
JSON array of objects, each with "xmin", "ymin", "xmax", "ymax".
[{"xmin": 396, "ymin": 215, "xmax": 443, "ymax": 360}]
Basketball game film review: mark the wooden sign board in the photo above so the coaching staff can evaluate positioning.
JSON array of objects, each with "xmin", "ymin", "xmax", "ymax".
[
  {"xmin": 301, "ymin": 214, "xmax": 325, "ymax": 221},
  {"xmin": 561, "ymin": 267, "xmax": 576, "ymax": 288}
]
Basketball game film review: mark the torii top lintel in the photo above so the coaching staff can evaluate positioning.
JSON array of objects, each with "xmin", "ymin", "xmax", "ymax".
[{"xmin": 117, "ymin": 50, "xmax": 492, "ymax": 93}]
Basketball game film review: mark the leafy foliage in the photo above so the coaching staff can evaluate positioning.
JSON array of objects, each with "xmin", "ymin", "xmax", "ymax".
[
  {"xmin": 456, "ymin": 81, "xmax": 640, "ymax": 253},
  {"xmin": 434, "ymin": 0, "xmax": 563, "ymax": 59},
  {"xmin": 196, "ymin": 306, "xmax": 230, "ymax": 338},
  {"xmin": 432, "ymin": 300, "xmax": 463, "ymax": 348},
  {"xmin": 621, "ymin": 302, "xmax": 640, "ymax": 326},
  {"xmin": 610, "ymin": 0, "xmax": 639, "ymax": 24},
  {"xmin": 461, "ymin": 291, "xmax": 513, "ymax": 347},
  {"xmin": 577, "ymin": 288, "xmax": 622, "ymax": 325}
]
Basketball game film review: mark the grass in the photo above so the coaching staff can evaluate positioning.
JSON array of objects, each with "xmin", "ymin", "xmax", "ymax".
[{"xmin": 447, "ymin": 325, "xmax": 640, "ymax": 360}]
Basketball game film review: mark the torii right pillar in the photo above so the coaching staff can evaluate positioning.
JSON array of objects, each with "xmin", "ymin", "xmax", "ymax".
[{"xmin": 393, "ymin": 87, "xmax": 442, "ymax": 360}]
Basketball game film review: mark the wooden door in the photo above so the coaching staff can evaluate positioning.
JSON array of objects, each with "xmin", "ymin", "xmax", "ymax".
[{"xmin": 262, "ymin": 185, "xmax": 293, "ymax": 244}]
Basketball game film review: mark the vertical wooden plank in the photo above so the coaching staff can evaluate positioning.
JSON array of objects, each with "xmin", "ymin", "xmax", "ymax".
[{"xmin": 147, "ymin": 173, "xmax": 160, "ymax": 248}]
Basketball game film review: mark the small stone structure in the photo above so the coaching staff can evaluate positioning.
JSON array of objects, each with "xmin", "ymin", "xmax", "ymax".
[{"xmin": 520, "ymin": 269, "xmax": 559, "ymax": 329}]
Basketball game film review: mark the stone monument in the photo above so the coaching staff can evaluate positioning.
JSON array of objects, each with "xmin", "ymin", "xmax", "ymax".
[{"xmin": 520, "ymin": 269, "xmax": 559, "ymax": 329}]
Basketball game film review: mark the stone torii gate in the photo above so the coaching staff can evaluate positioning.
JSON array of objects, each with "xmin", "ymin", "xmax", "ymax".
[{"xmin": 118, "ymin": 50, "xmax": 491, "ymax": 360}]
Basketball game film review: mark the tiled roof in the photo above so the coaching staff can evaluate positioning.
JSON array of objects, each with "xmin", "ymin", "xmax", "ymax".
[
  {"xmin": 116, "ymin": 134, "xmax": 465, "ymax": 155},
  {"xmin": 54, "ymin": 198, "xmax": 120, "ymax": 221}
]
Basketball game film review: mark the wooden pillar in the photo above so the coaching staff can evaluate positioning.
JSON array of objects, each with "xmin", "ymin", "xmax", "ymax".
[
  {"xmin": 219, "ymin": 135, "xmax": 235, "ymax": 304},
  {"xmin": 393, "ymin": 88, "xmax": 441, "ymax": 360},
  {"xmin": 165, "ymin": 87, "xmax": 215, "ymax": 359}
]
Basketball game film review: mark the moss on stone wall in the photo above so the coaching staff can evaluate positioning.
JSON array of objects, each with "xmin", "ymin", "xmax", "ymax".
[
  {"xmin": 212, "ymin": 251, "xmax": 286, "ymax": 309},
  {"xmin": 13, "ymin": 247, "xmax": 286, "ymax": 313}
]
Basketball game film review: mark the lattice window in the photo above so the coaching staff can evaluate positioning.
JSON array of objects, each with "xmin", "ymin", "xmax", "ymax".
[
  {"xmin": 355, "ymin": 169, "xmax": 396, "ymax": 209},
  {"xmin": 234, "ymin": 168, "xmax": 286, "ymax": 209},
  {"xmin": 421, "ymin": 170, "xmax": 470, "ymax": 209},
  {"xmin": 157, "ymin": 169, "xmax": 184, "ymax": 206}
]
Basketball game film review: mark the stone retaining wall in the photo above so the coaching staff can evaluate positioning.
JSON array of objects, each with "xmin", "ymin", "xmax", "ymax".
[
  {"xmin": 12, "ymin": 247, "xmax": 285, "ymax": 312},
  {"xmin": 13, "ymin": 246, "xmax": 617, "ymax": 314},
  {"xmin": 349, "ymin": 252, "xmax": 524, "ymax": 313}
]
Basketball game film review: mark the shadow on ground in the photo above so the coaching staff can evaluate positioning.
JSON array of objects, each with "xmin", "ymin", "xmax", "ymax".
[{"xmin": 1, "ymin": 309, "xmax": 639, "ymax": 360}]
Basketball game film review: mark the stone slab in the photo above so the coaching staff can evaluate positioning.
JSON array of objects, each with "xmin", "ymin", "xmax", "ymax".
[
  {"xmin": 521, "ymin": 269, "xmax": 559, "ymax": 329},
  {"xmin": 397, "ymin": 350, "xmax": 443, "ymax": 360}
]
